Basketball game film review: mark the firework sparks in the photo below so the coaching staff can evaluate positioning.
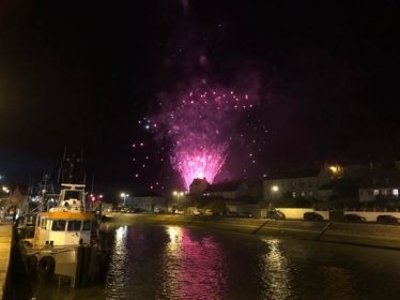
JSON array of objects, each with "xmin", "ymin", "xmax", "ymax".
[{"xmin": 150, "ymin": 80, "xmax": 258, "ymax": 189}]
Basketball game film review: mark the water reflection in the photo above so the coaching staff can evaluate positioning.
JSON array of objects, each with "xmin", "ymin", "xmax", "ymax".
[
  {"xmin": 21, "ymin": 224, "xmax": 400, "ymax": 300},
  {"xmin": 260, "ymin": 239, "xmax": 295, "ymax": 300},
  {"xmin": 157, "ymin": 226, "xmax": 227, "ymax": 299},
  {"xmin": 105, "ymin": 226, "xmax": 129, "ymax": 299},
  {"xmin": 322, "ymin": 266, "xmax": 358, "ymax": 299}
]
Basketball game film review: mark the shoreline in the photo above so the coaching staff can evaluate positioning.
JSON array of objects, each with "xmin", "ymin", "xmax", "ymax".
[{"xmin": 104, "ymin": 213, "xmax": 400, "ymax": 251}]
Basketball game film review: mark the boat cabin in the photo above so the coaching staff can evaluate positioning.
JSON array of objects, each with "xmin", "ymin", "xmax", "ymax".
[{"xmin": 33, "ymin": 184, "xmax": 95, "ymax": 246}]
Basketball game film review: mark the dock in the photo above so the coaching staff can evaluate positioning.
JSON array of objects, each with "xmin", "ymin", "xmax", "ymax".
[{"xmin": 0, "ymin": 224, "xmax": 13, "ymax": 300}]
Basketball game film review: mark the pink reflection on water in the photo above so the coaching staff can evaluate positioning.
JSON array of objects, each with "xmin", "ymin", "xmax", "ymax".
[{"xmin": 159, "ymin": 226, "xmax": 227, "ymax": 299}]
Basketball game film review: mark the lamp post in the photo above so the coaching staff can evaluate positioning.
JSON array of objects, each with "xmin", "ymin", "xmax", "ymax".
[
  {"xmin": 120, "ymin": 193, "xmax": 129, "ymax": 208},
  {"xmin": 268, "ymin": 185, "xmax": 279, "ymax": 212},
  {"xmin": 2, "ymin": 186, "xmax": 10, "ymax": 194},
  {"xmin": 173, "ymin": 191, "xmax": 185, "ymax": 209}
]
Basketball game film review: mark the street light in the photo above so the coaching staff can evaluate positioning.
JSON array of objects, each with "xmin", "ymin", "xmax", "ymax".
[
  {"xmin": 120, "ymin": 193, "xmax": 129, "ymax": 207},
  {"xmin": 267, "ymin": 185, "xmax": 280, "ymax": 212},
  {"xmin": 172, "ymin": 190, "xmax": 184, "ymax": 198},
  {"xmin": 172, "ymin": 190, "xmax": 185, "ymax": 207}
]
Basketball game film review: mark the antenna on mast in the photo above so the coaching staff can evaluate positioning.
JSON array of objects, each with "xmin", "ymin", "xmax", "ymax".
[{"xmin": 90, "ymin": 175, "xmax": 94, "ymax": 194}]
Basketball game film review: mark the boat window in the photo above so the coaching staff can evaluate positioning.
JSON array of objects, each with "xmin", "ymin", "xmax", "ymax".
[
  {"xmin": 82, "ymin": 220, "xmax": 91, "ymax": 231},
  {"xmin": 67, "ymin": 220, "xmax": 82, "ymax": 231},
  {"xmin": 52, "ymin": 220, "xmax": 66, "ymax": 231},
  {"xmin": 64, "ymin": 191, "xmax": 81, "ymax": 200},
  {"xmin": 41, "ymin": 218, "xmax": 47, "ymax": 229}
]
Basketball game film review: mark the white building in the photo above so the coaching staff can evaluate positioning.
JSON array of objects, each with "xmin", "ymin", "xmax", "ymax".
[{"xmin": 263, "ymin": 167, "xmax": 332, "ymax": 201}]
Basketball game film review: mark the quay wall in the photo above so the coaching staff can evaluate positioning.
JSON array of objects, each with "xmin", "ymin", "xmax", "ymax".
[
  {"xmin": 107, "ymin": 214, "xmax": 400, "ymax": 249},
  {"xmin": 0, "ymin": 225, "xmax": 13, "ymax": 300}
]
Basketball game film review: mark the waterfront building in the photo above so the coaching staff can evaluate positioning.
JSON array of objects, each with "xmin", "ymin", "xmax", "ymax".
[
  {"xmin": 358, "ymin": 170, "xmax": 400, "ymax": 203},
  {"xmin": 130, "ymin": 191, "xmax": 167, "ymax": 212},
  {"xmin": 202, "ymin": 181, "xmax": 248, "ymax": 199},
  {"xmin": 263, "ymin": 167, "xmax": 332, "ymax": 202}
]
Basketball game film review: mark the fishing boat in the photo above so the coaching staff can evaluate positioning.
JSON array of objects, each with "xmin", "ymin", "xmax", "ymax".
[{"xmin": 18, "ymin": 152, "xmax": 100, "ymax": 287}]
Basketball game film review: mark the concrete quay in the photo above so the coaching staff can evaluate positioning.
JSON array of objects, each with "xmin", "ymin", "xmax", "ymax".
[
  {"xmin": 106, "ymin": 213, "xmax": 400, "ymax": 250},
  {"xmin": 0, "ymin": 224, "xmax": 13, "ymax": 300}
]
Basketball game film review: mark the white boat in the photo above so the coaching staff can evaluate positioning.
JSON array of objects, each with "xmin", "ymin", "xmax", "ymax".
[
  {"xmin": 32, "ymin": 184, "xmax": 94, "ymax": 246},
  {"xmin": 20, "ymin": 183, "xmax": 99, "ymax": 287}
]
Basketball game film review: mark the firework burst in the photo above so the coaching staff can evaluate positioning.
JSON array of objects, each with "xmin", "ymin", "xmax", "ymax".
[{"xmin": 150, "ymin": 80, "xmax": 258, "ymax": 189}]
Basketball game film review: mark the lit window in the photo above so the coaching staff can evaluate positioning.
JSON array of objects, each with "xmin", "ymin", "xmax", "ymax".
[
  {"xmin": 393, "ymin": 189, "xmax": 399, "ymax": 196},
  {"xmin": 373, "ymin": 189, "xmax": 379, "ymax": 196}
]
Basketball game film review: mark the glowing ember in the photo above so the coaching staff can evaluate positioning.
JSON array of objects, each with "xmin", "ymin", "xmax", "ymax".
[{"xmin": 151, "ymin": 80, "xmax": 258, "ymax": 189}]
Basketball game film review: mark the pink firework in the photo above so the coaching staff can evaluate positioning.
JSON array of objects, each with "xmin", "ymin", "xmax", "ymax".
[
  {"xmin": 171, "ymin": 145, "xmax": 228, "ymax": 189},
  {"xmin": 151, "ymin": 80, "xmax": 258, "ymax": 189}
]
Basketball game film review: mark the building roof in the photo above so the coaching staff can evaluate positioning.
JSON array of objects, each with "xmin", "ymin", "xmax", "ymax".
[
  {"xmin": 190, "ymin": 178, "xmax": 209, "ymax": 187},
  {"xmin": 264, "ymin": 169, "xmax": 321, "ymax": 180},
  {"xmin": 203, "ymin": 181, "xmax": 243, "ymax": 193}
]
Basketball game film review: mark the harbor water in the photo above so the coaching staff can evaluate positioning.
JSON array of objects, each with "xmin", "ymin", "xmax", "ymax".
[{"xmin": 13, "ymin": 223, "xmax": 400, "ymax": 299}]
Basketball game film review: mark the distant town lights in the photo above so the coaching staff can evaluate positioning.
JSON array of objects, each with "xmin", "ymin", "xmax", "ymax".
[
  {"xmin": 329, "ymin": 165, "xmax": 339, "ymax": 173},
  {"xmin": 172, "ymin": 190, "xmax": 185, "ymax": 196},
  {"xmin": 120, "ymin": 193, "xmax": 129, "ymax": 207}
]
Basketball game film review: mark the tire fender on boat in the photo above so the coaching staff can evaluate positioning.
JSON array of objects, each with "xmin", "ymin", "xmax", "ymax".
[{"xmin": 38, "ymin": 256, "xmax": 55, "ymax": 278}]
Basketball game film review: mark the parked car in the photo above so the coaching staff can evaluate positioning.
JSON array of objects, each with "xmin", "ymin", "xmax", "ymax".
[
  {"xmin": 344, "ymin": 214, "xmax": 366, "ymax": 223},
  {"xmin": 238, "ymin": 211, "xmax": 253, "ymax": 218},
  {"xmin": 303, "ymin": 212, "xmax": 323, "ymax": 221},
  {"xmin": 376, "ymin": 215, "xmax": 400, "ymax": 225},
  {"xmin": 226, "ymin": 211, "xmax": 239, "ymax": 217},
  {"xmin": 173, "ymin": 209, "xmax": 184, "ymax": 215},
  {"xmin": 204, "ymin": 209, "xmax": 222, "ymax": 216},
  {"xmin": 267, "ymin": 210, "xmax": 286, "ymax": 220}
]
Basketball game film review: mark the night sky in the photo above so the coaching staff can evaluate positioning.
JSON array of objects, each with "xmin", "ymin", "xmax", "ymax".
[{"xmin": 1, "ymin": 1, "xmax": 399, "ymax": 196}]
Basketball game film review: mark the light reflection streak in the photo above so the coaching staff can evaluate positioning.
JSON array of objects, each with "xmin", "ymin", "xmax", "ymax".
[
  {"xmin": 105, "ymin": 226, "xmax": 129, "ymax": 299},
  {"xmin": 260, "ymin": 239, "xmax": 294, "ymax": 300},
  {"xmin": 158, "ymin": 226, "xmax": 227, "ymax": 299}
]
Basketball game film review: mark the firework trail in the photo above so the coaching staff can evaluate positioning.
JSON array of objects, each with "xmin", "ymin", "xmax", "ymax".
[{"xmin": 151, "ymin": 80, "xmax": 258, "ymax": 189}]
